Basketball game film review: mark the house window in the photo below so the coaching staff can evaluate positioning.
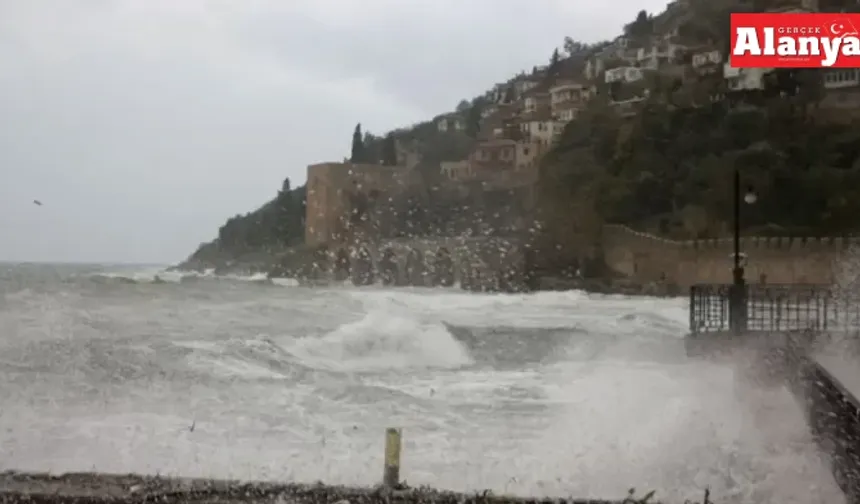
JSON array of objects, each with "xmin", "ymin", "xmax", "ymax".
[{"xmin": 523, "ymin": 147, "xmax": 530, "ymax": 156}]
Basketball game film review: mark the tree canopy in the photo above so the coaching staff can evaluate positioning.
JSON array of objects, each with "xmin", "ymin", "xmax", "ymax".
[
  {"xmin": 537, "ymin": 73, "xmax": 860, "ymax": 241},
  {"xmin": 350, "ymin": 123, "xmax": 366, "ymax": 163},
  {"xmin": 214, "ymin": 178, "xmax": 307, "ymax": 254}
]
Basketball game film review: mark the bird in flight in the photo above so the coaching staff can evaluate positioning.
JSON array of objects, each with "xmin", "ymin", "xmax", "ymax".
[{"xmin": 33, "ymin": 200, "xmax": 42, "ymax": 206}]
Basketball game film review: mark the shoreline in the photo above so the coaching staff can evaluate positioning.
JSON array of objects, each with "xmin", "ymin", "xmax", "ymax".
[
  {"xmin": 0, "ymin": 471, "xmax": 661, "ymax": 504},
  {"xmin": 164, "ymin": 263, "xmax": 680, "ymax": 298}
]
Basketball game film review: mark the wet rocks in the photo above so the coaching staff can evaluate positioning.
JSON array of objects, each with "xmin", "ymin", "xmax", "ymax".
[{"xmin": 0, "ymin": 471, "xmax": 652, "ymax": 504}]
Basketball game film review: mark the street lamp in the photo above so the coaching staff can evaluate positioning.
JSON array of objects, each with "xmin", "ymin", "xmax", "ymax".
[{"xmin": 731, "ymin": 168, "xmax": 757, "ymax": 334}]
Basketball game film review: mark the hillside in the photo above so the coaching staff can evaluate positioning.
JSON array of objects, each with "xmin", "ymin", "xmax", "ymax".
[
  {"xmin": 537, "ymin": 0, "xmax": 860, "ymax": 248},
  {"xmin": 180, "ymin": 179, "xmax": 306, "ymax": 272},
  {"xmin": 182, "ymin": 0, "xmax": 860, "ymax": 273}
]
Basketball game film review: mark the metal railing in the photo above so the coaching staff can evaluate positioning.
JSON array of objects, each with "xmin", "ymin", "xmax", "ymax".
[{"xmin": 690, "ymin": 283, "xmax": 860, "ymax": 334}]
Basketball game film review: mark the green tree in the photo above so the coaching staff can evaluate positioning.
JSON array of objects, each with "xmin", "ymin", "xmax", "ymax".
[
  {"xmin": 350, "ymin": 123, "xmax": 365, "ymax": 163},
  {"xmin": 538, "ymin": 69, "xmax": 860, "ymax": 240},
  {"xmin": 563, "ymin": 37, "xmax": 587, "ymax": 56},
  {"xmin": 382, "ymin": 133, "xmax": 398, "ymax": 166},
  {"xmin": 548, "ymin": 48, "xmax": 561, "ymax": 76},
  {"xmin": 624, "ymin": 10, "xmax": 653, "ymax": 39},
  {"xmin": 362, "ymin": 130, "xmax": 381, "ymax": 164},
  {"xmin": 465, "ymin": 98, "xmax": 485, "ymax": 138}
]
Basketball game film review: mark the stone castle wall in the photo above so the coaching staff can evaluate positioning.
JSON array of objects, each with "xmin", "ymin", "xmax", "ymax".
[
  {"xmin": 306, "ymin": 164, "xmax": 859, "ymax": 290},
  {"xmin": 305, "ymin": 162, "xmax": 408, "ymax": 246},
  {"xmin": 602, "ymin": 224, "xmax": 860, "ymax": 287}
]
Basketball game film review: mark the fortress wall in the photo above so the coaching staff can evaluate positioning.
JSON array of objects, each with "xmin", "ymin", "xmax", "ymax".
[
  {"xmin": 306, "ymin": 159, "xmax": 860, "ymax": 289},
  {"xmin": 305, "ymin": 162, "xmax": 406, "ymax": 246},
  {"xmin": 603, "ymin": 225, "xmax": 860, "ymax": 287},
  {"xmin": 601, "ymin": 224, "xmax": 682, "ymax": 282}
]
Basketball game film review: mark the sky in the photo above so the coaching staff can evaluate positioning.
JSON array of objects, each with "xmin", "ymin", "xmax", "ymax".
[{"xmin": 0, "ymin": 0, "xmax": 670, "ymax": 264}]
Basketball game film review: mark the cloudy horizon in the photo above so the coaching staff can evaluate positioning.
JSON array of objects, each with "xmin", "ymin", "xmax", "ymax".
[{"xmin": 0, "ymin": 0, "xmax": 669, "ymax": 264}]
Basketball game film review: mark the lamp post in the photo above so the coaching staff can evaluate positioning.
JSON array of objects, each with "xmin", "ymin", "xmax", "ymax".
[{"xmin": 730, "ymin": 168, "xmax": 757, "ymax": 334}]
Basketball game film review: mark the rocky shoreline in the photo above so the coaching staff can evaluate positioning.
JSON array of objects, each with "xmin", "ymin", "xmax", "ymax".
[
  {"xmin": 171, "ymin": 248, "xmax": 680, "ymax": 298},
  {"xmin": 0, "ymin": 471, "xmax": 671, "ymax": 504}
]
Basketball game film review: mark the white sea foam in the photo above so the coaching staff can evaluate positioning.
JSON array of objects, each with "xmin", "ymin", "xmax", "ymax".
[
  {"xmin": 0, "ymin": 263, "xmax": 845, "ymax": 503},
  {"xmin": 85, "ymin": 265, "xmax": 301, "ymax": 286}
]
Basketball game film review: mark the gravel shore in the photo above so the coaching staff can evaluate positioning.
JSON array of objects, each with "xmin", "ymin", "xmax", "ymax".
[{"xmin": 0, "ymin": 471, "xmax": 655, "ymax": 504}]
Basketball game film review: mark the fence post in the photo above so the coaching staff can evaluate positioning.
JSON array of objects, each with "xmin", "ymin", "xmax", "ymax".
[{"xmin": 383, "ymin": 427, "xmax": 402, "ymax": 487}]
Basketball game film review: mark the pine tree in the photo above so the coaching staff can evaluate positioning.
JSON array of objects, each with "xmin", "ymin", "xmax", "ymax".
[
  {"xmin": 350, "ymin": 123, "xmax": 365, "ymax": 163},
  {"xmin": 466, "ymin": 102, "xmax": 483, "ymax": 138},
  {"xmin": 549, "ymin": 48, "xmax": 560, "ymax": 73}
]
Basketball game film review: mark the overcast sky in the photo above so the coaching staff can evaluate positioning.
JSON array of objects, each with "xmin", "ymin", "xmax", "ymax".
[{"xmin": 0, "ymin": 0, "xmax": 669, "ymax": 264}]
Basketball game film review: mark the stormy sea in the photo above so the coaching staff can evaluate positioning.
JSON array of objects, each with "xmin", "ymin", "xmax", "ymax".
[{"xmin": 0, "ymin": 263, "xmax": 843, "ymax": 503}]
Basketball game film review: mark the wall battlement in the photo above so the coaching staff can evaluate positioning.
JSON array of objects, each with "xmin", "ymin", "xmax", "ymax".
[
  {"xmin": 601, "ymin": 224, "xmax": 857, "ymax": 287},
  {"xmin": 603, "ymin": 224, "xmax": 860, "ymax": 251}
]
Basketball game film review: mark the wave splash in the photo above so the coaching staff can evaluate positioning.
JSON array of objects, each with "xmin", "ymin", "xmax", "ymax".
[
  {"xmin": 283, "ymin": 310, "xmax": 473, "ymax": 372},
  {"xmin": 84, "ymin": 267, "xmax": 299, "ymax": 287}
]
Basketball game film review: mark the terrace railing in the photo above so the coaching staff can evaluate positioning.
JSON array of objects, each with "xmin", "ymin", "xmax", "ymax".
[{"xmin": 689, "ymin": 283, "xmax": 860, "ymax": 334}]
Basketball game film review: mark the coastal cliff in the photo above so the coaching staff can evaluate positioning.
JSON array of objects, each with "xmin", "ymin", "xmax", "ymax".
[{"xmin": 179, "ymin": 0, "xmax": 860, "ymax": 290}]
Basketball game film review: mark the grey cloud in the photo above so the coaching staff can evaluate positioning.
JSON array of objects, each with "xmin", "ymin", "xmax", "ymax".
[
  {"xmin": 0, "ymin": 0, "xmax": 669, "ymax": 263},
  {"xmin": 239, "ymin": 0, "xmax": 667, "ymax": 116}
]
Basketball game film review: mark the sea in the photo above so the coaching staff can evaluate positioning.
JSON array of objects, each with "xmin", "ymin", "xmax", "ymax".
[{"xmin": 0, "ymin": 262, "xmax": 844, "ymax": 503}]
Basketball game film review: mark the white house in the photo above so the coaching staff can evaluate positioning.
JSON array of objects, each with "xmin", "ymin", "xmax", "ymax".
[
  {"xmin": 437, "ymin": 114, "xmax": 465, "ymax": 132},
  {"xmin": 823, "ymin": 69, "xmax": 860, "ymax": 89},
  {"xmin": 723, "ymin": 64, "xmax": 773, "ymax": 91},
  {"xmin": 605, "ymin": 66, "xmax": 644, "ymax": 84}
]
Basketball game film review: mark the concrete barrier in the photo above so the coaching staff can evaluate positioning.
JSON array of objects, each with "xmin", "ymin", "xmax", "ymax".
[
  {"xmin": 790, "ymin": 353, "xmax": 860, "ymax": 503},
  {"xmin": 760, "ymin": 336, "xmax": 860, "ymax": 504},
  {"xmin": 685, "ymin": 327, "xmax": 860, "ymax": 502}
]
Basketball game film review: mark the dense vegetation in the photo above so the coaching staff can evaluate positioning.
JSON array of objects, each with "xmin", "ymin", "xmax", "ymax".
[
  {"xmin": 540, "ymin": 90, "xmax": 860, "ymax": 240},
  {"xmin": 186, "ymin": 178, "xmax": 306, "ymax": 266},
  {"xmin": 539, "ymin": 4, "xmax": 860, "ymax": 242}
]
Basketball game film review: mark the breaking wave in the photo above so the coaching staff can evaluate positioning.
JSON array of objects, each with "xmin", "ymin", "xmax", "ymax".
[
  {"xmin": 82, "ymin": 267, "xmax": 299, "ymax": 287},
  {"xmin": 283, "ymin": 310, "xmax": 474, "ymax": 372}
]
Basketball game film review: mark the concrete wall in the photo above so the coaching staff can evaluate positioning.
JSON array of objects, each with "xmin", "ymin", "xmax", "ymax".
[{"xmin": 602, "ymin": 224, "xmax": 860, "ymax": 287}]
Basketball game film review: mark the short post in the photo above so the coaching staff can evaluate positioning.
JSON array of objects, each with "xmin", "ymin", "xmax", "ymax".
[{"xmin": 382, "ymin": 427, "xmax": 402, "ymax": 487}]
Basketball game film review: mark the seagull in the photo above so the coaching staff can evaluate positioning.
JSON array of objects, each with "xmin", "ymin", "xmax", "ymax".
[{"xmin": 33, "ymin": 200, "xmax": 42, "ymax": 206}]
